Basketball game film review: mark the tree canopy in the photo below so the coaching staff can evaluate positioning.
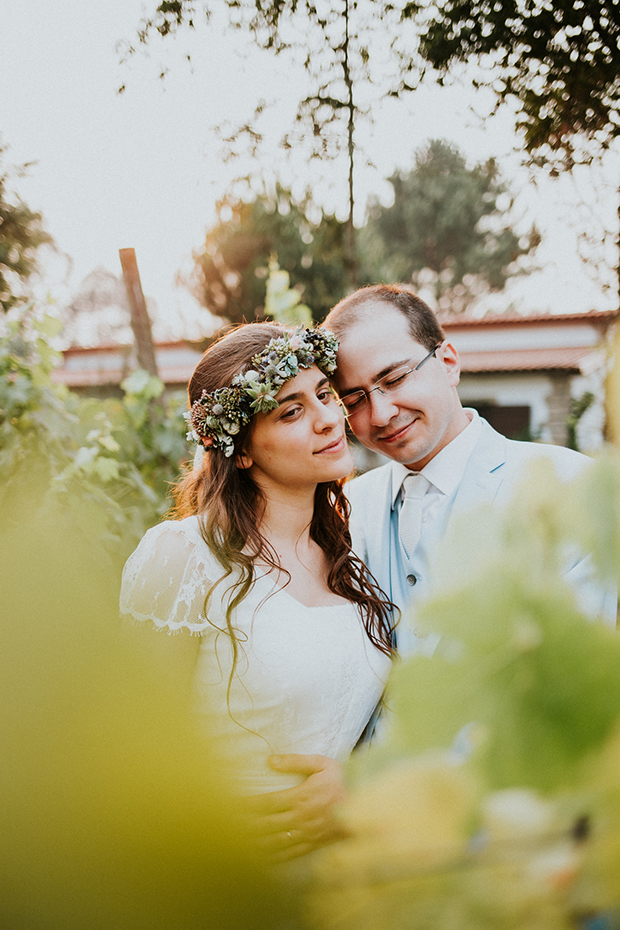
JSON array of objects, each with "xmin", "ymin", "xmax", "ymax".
[
  {"xmin": 123, "ymin": 0, "xmax": 421, "ymax": 284},
  {"xmin": 409, "ymin": 0, "xmax": 620, "ymax": 170},
  {"xmin": 188, "ymin": 184, "xmax": 348, "ymax": 324},
  {"xmin": 359, "ymin": 140, "xmax": 539, "ymax": 313},
  {"xmin": 190, "ymin": 146, "xmax": 539, "ymax": 321},
  {"xmin": 0, "ymin": 144, "xmax": 53, "ymax": 313}
]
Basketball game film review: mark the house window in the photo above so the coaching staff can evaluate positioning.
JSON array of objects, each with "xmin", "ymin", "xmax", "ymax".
[{"xmin": 469, "ymin": 403, "xmax": 533, "ymax": 441}]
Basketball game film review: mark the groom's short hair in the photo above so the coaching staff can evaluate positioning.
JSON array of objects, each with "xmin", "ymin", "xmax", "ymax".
[{"xmin": 324, "ymin": 284, "xmax": 445, "ymax": 352}]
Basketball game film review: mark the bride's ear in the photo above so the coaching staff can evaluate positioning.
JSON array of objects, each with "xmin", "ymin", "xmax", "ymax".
[{"xmin": 236, "ymin": 451, "xmax": 253, "ymax": 470}]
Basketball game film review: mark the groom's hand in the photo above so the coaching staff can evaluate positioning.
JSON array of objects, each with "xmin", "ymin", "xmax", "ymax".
[{"xmin": 246, "ymin": 754, "xmax": 348, "ymax": 860}]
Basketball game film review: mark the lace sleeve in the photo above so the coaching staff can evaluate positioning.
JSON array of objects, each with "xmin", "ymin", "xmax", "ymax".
[{"xmin": 120, "ymin": 519, "xmax": 219, "ymax": 635}]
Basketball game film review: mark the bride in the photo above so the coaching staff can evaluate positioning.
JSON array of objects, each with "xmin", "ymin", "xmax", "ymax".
[{"xmin": 120, "ymin": 322, "xmax": 394, "ymax": 858}]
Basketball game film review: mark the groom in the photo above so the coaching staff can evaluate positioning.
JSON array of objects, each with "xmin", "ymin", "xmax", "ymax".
[
  {"xmin": 326, "ymin": 284, "xmax": 617, "ymax": 636},
  {"xmin": 252, "ymin": 284, "xmax": 617, "ymax": 857}
]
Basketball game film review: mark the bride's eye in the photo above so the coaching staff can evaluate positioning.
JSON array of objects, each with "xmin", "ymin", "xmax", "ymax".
[
  {"xmin": 280, "ymin": 405, "xmax": 301, "ymax": 420},
  {"xmin": 317, "ymin": 388, "xmax": 334, "ymax": 403}
]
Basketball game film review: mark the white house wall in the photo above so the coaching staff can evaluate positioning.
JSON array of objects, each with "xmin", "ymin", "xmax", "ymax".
[
  {"xmin": 457, "ymin": 373, "xmax": 556, "ymax": 442},
  {"xmin": 449, "ymin": 322, "xmax": 603, "ymax": 353},
  {"xmin": 569, "ymin": 347, "xmax": 609, "ymax": 452}
]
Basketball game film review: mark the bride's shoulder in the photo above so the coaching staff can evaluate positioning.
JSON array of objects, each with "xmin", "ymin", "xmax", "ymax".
[
  {"xmin": 121, "ymin": 515, "xmax": 223, "ymax": 634},
  {"xmin": 143, "ymin": 514, "xmax": 202, "ymax": 542},
  {"xmin": 140, "ymin": 514, "xmax": 201, "ymax": 542},
  {"xmin": 129, "ymin": 515, "xmax": 219, "ymax": 573}
]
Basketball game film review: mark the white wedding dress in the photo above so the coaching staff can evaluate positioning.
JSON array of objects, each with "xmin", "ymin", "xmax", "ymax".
[{"xmin": 120, "ymin": 516, "xmax": 392, "ymax": 794}]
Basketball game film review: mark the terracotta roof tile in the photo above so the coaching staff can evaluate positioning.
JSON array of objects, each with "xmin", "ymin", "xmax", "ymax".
[
  {"xmin": 459, "ymin": 346, "xmax": 594, "ymax": 373},
  {"xmin": 441, "ymin": 309, "xmax": 618, "ymax": 329}
]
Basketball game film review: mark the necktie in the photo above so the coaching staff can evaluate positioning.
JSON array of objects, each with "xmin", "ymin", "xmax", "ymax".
[{"xmin": 399, "ymin": 473, "xmax": 429, "ymax": 557}]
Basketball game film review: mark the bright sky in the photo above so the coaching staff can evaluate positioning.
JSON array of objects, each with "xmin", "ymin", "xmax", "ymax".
[{"xmin": 2, "ymin": 0, "xmax": 618, "ymax": 342}]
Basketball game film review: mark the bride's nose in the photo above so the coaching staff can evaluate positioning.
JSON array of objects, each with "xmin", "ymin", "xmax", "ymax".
[{"xmin": 314, "ymin": 397, "xmax": 342, "ymax": 432}]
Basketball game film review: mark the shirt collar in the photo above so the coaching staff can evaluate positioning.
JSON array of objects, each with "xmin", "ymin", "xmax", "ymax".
[{"xmin": 390, "ymin": 408, "xmax": 482, "ymax": 509}]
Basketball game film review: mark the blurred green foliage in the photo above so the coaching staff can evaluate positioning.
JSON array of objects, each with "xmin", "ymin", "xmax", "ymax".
[
  {"xmin": 353, "ymin": 455, "xmax": 620, "ymax": 794},
  {"xmin": 0, "ymin": 305, "xmax": 295, "ymax": 929},
  {"xmin": 0, "ymin": 304, "xmax": 189, "ymax": 558},
  {"xmin": 0, "ymin": 478, "xmax": 293, "ymax": 930},
  {"xmin": 567, "ymin": 392, "xmax": 595, "ymax": 452},
  {"xmin": 264, "ymin": 258, "xmax": 313, "ymax": 326},
  {"xmin": 0, "ymin": 142, "xmax": 54, "ymax": 313},
  {"xmin": 191, "ymin": 142, "xmax": 538, "ymax": 324},
  {"xmin": 311, "ymin": 455, "xmax": 620, "ymax": 930},
  {"xmin": 189, "ymin": 183, "xmax": 348, "ymax": 325}
]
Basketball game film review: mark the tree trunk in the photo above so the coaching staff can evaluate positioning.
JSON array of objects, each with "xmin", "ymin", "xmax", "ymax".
[{"xmin": 119, "ymin": 248, "xmax": 159, "ymax": 377}]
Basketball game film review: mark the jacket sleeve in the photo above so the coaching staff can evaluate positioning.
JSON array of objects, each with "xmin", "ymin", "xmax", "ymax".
[{"xmin": 564, "ymin": 551, "xmax": 618, "ymax": 629}]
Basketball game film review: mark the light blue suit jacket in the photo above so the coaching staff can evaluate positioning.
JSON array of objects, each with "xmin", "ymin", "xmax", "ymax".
[{"xmin": 346, "ymin": 417, "xmax": 617, "ymax": 656}]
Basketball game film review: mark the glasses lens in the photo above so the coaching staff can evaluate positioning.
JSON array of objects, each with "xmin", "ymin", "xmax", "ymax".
[
  {"xmin": 376, "ymin": 366, "xmax": 412, "ymax": 392},
  {"xmin": 341, "ymin": 391, "xmax": 366, "ymax": 416}
]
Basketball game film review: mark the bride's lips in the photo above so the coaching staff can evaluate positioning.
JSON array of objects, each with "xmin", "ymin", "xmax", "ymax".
[{"xmin": 315, "ymin": 435, "xmax": 346, "ymax": 455}]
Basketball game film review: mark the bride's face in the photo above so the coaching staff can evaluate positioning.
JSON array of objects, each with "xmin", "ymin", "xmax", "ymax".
[{"xmin": 240, "ymin": 365, "xmax": 354, "ymax": 491}]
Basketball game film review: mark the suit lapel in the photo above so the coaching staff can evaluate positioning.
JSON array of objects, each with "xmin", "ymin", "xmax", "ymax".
[
  {"xmin": 417, "ymin": 419, "xmax": 508, "ymax": 556},
  {"xmin": 352, "ymin": 421, "xmax": 509, "ymax": 602},
  {"xmin": 452, "ymin": 419, "xmax": 507, "ymax": 508}
]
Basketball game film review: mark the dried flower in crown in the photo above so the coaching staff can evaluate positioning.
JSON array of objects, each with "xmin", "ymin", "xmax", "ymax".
[{"xmin": 184, "ymin": 325, "xmax": 339, "ymax": 457}]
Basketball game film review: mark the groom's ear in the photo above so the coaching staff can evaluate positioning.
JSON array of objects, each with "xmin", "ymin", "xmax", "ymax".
[
  {"xmin": 438, "ymin": 341, "xmax": 461, "ymax": 386},
  {"xmin": 236, "ymin": 451, "xmax": 253, "ymax": 470}
]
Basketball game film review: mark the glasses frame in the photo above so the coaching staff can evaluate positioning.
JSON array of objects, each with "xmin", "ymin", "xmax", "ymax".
[{"xmin": 339, "ymin": 344, "xmax": 443, "ymax": 419}]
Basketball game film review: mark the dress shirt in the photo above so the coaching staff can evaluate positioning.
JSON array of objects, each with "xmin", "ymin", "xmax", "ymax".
[
  {"xmin": 380, "ymin": 409, "xmax": 483, "ymax": 658},
  {"xmin": 391, "ymin": 408, "xmax": 483, "ymax": 528}
]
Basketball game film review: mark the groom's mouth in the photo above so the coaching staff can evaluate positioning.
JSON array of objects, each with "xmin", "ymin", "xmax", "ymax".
[{"xmin": 377, "ymin": 419, "xmax": 416, "ymax": 445}]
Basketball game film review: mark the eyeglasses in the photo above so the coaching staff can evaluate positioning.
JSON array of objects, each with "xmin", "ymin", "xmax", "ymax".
[{"xmin": 339, "ymin": 345, "xmax": 442, "ymax": 418}]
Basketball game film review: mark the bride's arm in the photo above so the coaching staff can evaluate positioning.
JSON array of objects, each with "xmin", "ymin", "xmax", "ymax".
[{"xmin": 119, "ymin": 521, "xmax": 213, "ymax": 693}]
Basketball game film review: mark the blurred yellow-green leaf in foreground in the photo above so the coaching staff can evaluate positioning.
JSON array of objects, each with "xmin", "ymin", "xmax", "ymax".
[
  {"xmin": 0, "ymin": 472, "xmax": 293, "ymax": 930},
  {"xmin": 310, "ymin": 453, "xmax": 620, "ymax": 930}
]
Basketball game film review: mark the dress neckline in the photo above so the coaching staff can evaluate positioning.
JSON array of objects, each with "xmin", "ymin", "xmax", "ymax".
[{"xmin": 254, "ymin": 569, "xmax": 355, "ymax": 611}]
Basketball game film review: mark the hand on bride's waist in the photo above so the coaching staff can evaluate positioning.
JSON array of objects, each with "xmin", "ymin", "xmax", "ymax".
[{"xmin": 244, "ymin": 753, "xmax": 349, "ymax": 862}]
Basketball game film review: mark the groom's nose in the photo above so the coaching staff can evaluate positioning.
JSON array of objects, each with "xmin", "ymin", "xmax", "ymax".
[{"xmin": 367, "ymin": 389, "xmax": 399, "ymax": 427}]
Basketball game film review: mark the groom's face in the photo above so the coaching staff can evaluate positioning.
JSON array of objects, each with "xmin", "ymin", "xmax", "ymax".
[{"xmin": 333, "ymin": 303, "xmax": 465, "ymax": 470}]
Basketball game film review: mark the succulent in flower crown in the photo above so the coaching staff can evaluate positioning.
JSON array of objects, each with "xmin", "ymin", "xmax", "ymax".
[
  {"xmin": 184, "ymin": 325, "xmax": 339, "ymax": 457},
  {"xmin": 184, "ymin": 385, "xmax": 252, "ymax": 458}
]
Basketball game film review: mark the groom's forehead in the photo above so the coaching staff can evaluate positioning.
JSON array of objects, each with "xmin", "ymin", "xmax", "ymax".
[
  {"xmin": 337, "ymin": 302, "xmax": 416, "ymax": 348},
  {"xmin": 333, "ymin": 320, "xmax": 424, "ymax": 389}
]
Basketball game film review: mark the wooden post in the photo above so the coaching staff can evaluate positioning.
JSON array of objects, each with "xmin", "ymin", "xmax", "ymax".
[
  {"xmin": 119, "ymin": 248, "xmax": 159, "ymax": 377},
  {"xmin": 607, "ymin": 318, "xmax": 620, "ymax": 447},
  {"xmin": 604, "ymin": 195, "xmax": 620, "ymax": 445}
]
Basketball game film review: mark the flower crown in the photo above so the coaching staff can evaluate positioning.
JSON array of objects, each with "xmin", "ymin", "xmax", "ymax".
[{"xmin": 184, "ymin": 325, "xmax": 339, "ymax": 457}]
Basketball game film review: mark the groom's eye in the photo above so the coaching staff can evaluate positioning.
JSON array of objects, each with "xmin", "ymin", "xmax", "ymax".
[
  {"xmin": 343, "ymin": 392, "xmax": 365, "ymax": 411},
  {"xmin": 383, "ymin": 367, "xmax": 410, "ymax": 388}
]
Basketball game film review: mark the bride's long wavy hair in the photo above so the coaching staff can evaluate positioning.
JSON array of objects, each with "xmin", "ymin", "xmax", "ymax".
[{"xmin": 173, "ymin": 322, "xmax": 396, "ymax": 684}]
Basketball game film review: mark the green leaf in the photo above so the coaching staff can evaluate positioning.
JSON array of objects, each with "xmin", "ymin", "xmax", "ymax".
[
  {"xmin": 264, "ymin": 259, "xmax": 313, "ymax": 325},
  {"xmin": 35, "ymin": 314, "xmax": 63, "ymax": 339},
  {"xmin": 98, "ymin": 435, "xmax": 121, "ymax": 453},
  {"xmin": 92, "ymin": 457, "xmax": 121, "ymax": 483},
  {"xmin": 121, "ymin": 369, "xmax": 164, "ymax": 400}
]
